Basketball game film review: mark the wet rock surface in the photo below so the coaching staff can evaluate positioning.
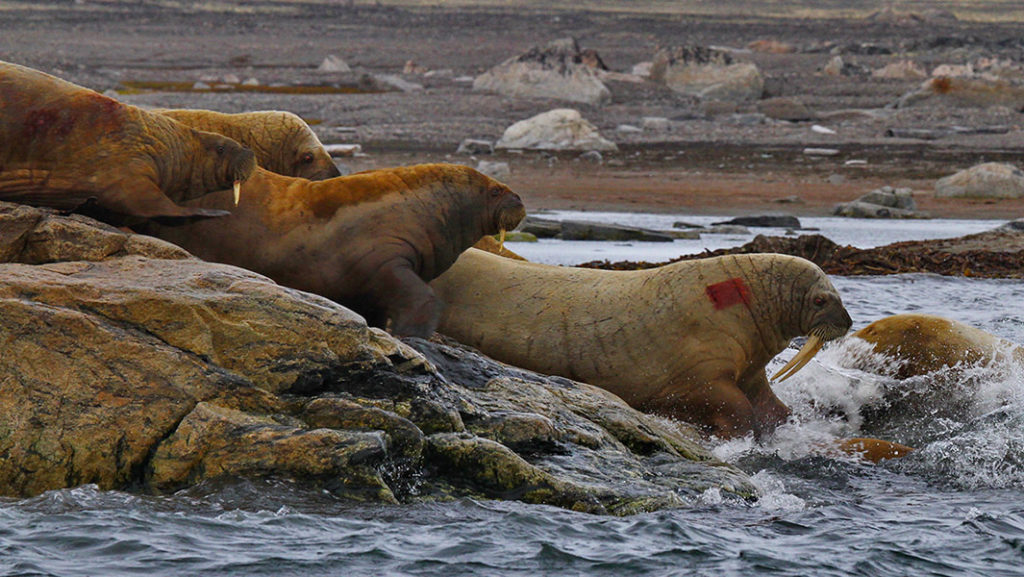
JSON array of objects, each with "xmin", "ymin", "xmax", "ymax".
[{"xmin": 0, "ymin": 203, "xmax": 754, "ymax": 511}]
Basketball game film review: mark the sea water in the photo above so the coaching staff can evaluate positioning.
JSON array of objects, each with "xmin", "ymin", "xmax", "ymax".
[{"xmin": 3, "ymin": 215, "xmax": 1024, "ymax": 577}]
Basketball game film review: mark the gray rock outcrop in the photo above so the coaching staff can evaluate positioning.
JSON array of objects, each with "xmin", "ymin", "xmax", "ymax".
[
  {"xmin": 473, "ymin": 37, "xmax": 612, "ymax": 106},
  {"xmin": 649, "ymin": 46, "xmax": 763, "ymax": 103},
  {"xmin": 0, "ymin": 203, "xmax": 754, "ymax": 512},
  {"xmin": 935, "ymin": 163, "xmax": 1024, "ymax": 199},
  {"xmin": 712, "ymin": 215, "xmax": 801, "ymax": 229},
  {"xmin": 834, "ymin": 186, "xmax": 924, "ymax": 218}
]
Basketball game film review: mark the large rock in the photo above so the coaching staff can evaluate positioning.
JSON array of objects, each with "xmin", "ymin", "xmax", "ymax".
[
  {"xmin": 473, "ymin": 37, "xmax": 611, "ymax": 106},
  {"xmin": 833, "ymin": 186, "xmax": 924, "ymax": 219},
  {"xmin": 897, "ymin": 76, "xmax": 1024, "ymax": 109},
  {"xmin": 0, "ymin": 203, "xmax": 754, "ymax": 511},
  {"xmin": 833, "ymin": 201, "xmax": 922, "ymax": 219},
  {"xmin": 712, "ymin": 214, "xmax": 801, "ymax": 229},
  {"xmin": 649, "ymin": 46, "xmax": 763, "ymax": 103},
  {"xmin": 935, "ymin": 163, "xmax": 1024, "ymax": 199},
  {"xmin": 559, "ymin": 220, "xmax": 674, "ymax": 242},
  {"xmin": 496, "ymin": 109, "xmax": 617, "ymax": 152}
]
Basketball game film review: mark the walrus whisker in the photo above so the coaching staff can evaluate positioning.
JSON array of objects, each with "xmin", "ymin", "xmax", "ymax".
[
  {"xmin": 772, "ymin": 333, "xmax": 824, "ymax": 382},
  {"xmin": 233, "ymin": 180, "xmax": 242, "ymax": 206}
]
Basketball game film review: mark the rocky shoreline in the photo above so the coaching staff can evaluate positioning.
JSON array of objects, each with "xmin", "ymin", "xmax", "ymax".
[{"xmin": 0, "ymin": 202, "xmax": 754, "ymax": 512}]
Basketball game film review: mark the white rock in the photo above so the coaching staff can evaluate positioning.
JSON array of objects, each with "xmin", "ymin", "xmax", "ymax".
[
  {"xmin": 496, "ymin": 109, "xmax": 618, "ymax": 152},
  {"xmin": 374, "ymin": 74, "xmax": 423, "ymax": 92},
  {"xmin": 641, "ymin": 117, "xmax": 671, "ymax": 131},
  {"xmin": 323, "ymin": 144, "xmax": 362, "ymax": 157},
  {"xmin": 317, "ymin": 55, "xmax": 351, "ymax": 73}
]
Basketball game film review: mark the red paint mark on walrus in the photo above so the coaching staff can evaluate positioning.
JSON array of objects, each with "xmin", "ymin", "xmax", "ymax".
[{"xmin": 705, "ymin": 278, "xmax": 751, "ymax": 310}]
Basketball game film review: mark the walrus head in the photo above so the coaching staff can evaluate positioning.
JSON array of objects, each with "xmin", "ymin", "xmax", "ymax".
[
  {"xmin": 191, "ymin": 132, "xmax": 256, "ymax": 205},
  {"xmin": 772, "ymin": 263, "xmax": 853, "ymax": 382},
  {"xmin": 483, "ymin": 180, "xmax": 527, "ymax": 240},
  {"xmin": 290, "ymin": 147, "xmax": 342, "ymax": 181},
  {"xmin": 259, "ymin": 110, "xmax": 340, "ymax": 180}
]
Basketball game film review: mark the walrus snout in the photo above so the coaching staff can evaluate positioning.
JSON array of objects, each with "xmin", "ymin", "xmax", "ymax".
[
  {"xmin": 495, "ymin": 191, "xmax": 527, "ymax": 233},
  {"xmin": 299, "ymin": 157, "xmax": 343, "ymax": 181},
  {"xmin": 231, "ymin": 146, "xmax": 257, "ymax": 182},
  {"xmin": 773, "ymin": 291, "xmax": 853, "ymax": 383}
]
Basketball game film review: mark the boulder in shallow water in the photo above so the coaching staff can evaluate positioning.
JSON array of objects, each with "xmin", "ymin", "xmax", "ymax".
[
  {"xmin": 0, "ymin": 203, "xmax": 754, "ymax": 512},
  {"xmin": 560, "ymin": 220, "xmax": 675, "ymax": 242},
  {"xmin": 712, "ymin": 214, "xmax": 802, "ymax": 229}
]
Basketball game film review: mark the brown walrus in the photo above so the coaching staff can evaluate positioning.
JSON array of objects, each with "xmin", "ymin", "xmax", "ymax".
[
  {"xmin": 852, "ymin": 313, "xmax": 1024, "ymax": 379},
  {"xmin": 0, "ymin": 61, "xmax": 255, "ymax": 220},
  {"xmin": 154, "ymin": 108, "xmax": 341, "ymax": 180},
  {"xmin": 145, "ymin": 163, "xmax": 526, "ymax": 338},
  {"xmin": 430, "ymin": 249, "xmax": 853, "ymax": 439}
]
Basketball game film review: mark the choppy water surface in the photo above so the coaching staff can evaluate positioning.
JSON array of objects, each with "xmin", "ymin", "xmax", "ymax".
[{"xmin": 5, "ymin": 215, "xmax": 1024, "ymax": 577}]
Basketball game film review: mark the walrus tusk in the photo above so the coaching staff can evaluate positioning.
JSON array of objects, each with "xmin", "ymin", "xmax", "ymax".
[
  {"xmin": 498, "ymin": 229, "xmax": 507, "ymax": 253},
  {"xmin": 233, "ymin": 180, "xmax": 242, "ymax": 206},
  {"xmin": 772, "ymin": 334, "xmax": 824, "ymax": 382}
]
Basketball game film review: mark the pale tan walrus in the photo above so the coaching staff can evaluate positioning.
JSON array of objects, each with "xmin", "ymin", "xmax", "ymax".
[
  {"xmin": 852, "ymin": 313, "xmax": 1024, "ymax": 379},
  {"xmin": 430, "ymin": 248, "xmax": 853, "ymax": 439},
  {"xmin": 155, "ymin": 109, "xmax": 342, "ymax": 180}
]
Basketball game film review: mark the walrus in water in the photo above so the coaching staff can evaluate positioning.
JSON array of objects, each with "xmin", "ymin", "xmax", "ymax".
[
  {"xmin": 0, "ymin": 61, "xmax": 255, "ymax": 220},
  {"xmin": 430, "ymin": 249, "xmax": 853, "ymax": 439},
  {"xmin": 852, "ymin": 313, "xmax": 1024, "ymax": 379},
  {"xmin": 155, "ymin": 109, "xmax": 341, "ymax": 180},
  {"xmin": 146, "ymin": 164, "xmax": 526, "ymax": 338}
]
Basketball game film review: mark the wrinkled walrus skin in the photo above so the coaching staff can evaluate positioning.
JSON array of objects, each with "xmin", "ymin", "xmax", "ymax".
[
  {"xmin": 431, "ymin": 249, "xmax": 853, "ymax": 439},
  {"xmin": 0, "ymin": 61, "xmax": 255, "ymax": 220},
  {"xmin": 146, "ymin": 164, "xmax": 526, "ymax": 338},
  {"xmin": 155, "ymin": 108, "xmax": 341, "ymax": 180}
]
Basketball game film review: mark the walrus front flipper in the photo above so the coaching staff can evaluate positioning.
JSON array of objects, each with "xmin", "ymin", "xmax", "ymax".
[
  {"xmin": 375, "ymin": 264, "xmax": 443, "ymax": 339},
  {"xmin": 102, "ymin": 182, "xmax": 232, "ymax": 222}
]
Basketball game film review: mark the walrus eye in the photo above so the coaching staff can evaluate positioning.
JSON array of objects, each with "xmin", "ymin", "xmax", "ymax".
[
  {"xmin": 490, "ymin": 187, "xmax": 503, "ymax": 197},
  {"xmin": 300, "ymin": 152, "xmax": 315, "ymax": 164},
  {"xmin": 813, "ymin": 295, "xmax": 827, "ymax": 307}
]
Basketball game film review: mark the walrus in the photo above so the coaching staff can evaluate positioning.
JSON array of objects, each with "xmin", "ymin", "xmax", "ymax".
[
  {"xmin": 0, "ymin": 61, "xmax": 256, "ymax": 220},
  {"xmin": 145, "ymin": 163, "xmax": 526, "ymax": 338},
  {"xmin": 851, "ymin": 313, "xmax": 1024, "ymax": 379},
  {"xmin": 155, "ymin": 108, "xmax": 342, "ymax": 180},
  {"xmin": 430, "ymin": 249, "xmax": 853, "ymax": 438}
]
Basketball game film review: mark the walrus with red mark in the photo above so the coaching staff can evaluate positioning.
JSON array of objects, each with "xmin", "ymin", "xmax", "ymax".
[
  {"xmin": 154, "ymin": 109, "xmax": 341, "ymax": 180},
  {"xmin": 430, "ymin": 249, "xmax": 852, "ymax": 439},
  {"xmin": 0, "ymin": 61, "xmax": 255, "ymax": 220},
  {"xmin": 145, "ymin": 163, "xmax": 526, "ymax": 338}
]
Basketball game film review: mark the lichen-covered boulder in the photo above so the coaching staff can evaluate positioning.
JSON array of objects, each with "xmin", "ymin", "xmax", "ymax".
[
  {"xmin": 0, "ymin": 203, "xmax": 755, "ymax": 512},
  {"xmin": 650, "ymin": 46, "xmax": 763, "ymax": 103},
  {"xmin": 473, "ymin": 37, "xmax": 611, "ymax": 106}
]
